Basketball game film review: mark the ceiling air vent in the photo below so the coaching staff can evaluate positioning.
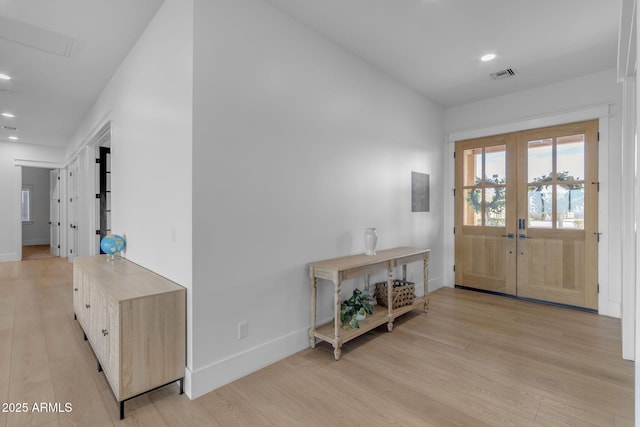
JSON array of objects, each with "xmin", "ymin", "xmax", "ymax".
[
  {"xmin": 3, "ymin": 126, "xmax": 18, "ymax": 131},
  {"xmin": 490, "ymin": 68, "xmax": 517, "ymax": 80}
]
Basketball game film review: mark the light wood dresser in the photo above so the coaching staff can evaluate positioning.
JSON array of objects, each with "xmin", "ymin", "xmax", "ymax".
[
  {"xmin": 73, "ymin": 255, "xmax": 186, "ymax": 419},
  {"xmin": 308, "ymin": 247, "xmax": 430, "ymax": 360}
]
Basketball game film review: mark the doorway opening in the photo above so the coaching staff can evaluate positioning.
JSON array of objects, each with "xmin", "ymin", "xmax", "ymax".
[{"xmin": 21, "ymin": 166, "xmax": 61, "ymax": 260}]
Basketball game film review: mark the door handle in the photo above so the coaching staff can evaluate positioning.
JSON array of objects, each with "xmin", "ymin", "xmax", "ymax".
[
  {"xmin": 518, "ymin": 234, "xmax": 532, "ymax": 240},
  {"xmin": 518, "ymin": 219, "xmax": 527, "ymax": 230},
  {"xmin": 501, "ymin": 233, "xmax": 515, "ymax": 239}
]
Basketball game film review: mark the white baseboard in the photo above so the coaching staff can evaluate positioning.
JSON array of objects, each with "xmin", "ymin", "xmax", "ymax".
[
  {"xmin": 598, "ymin": 299, "xmax": 621, "ymax": 318},
  {"xmin": 186, "ymin": 327, "xmax": 310, "ymax": 399},
  {"xmin": 0, "ymin": 253, "xmax": 20, "ymax": 262},
  {"xmin": 22, "ymin": 239, "xmax": 51, "ymax": 246}
]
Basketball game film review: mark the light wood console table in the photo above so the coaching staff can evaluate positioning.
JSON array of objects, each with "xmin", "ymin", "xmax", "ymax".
[{"xmin": 308, "ymin": 247, "xmax": 430, "ymax": 360}]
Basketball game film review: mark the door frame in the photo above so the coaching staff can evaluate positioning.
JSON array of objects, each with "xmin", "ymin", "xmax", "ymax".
[
  {"xmin": 444, "ymin": 104, "xmax": 616, "ymax": 316},
  {"xmin": 12, "ymin": 161, "xmax": 66, "ymax": 262}
]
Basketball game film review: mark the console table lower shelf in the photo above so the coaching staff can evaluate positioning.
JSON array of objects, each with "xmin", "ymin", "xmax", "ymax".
[
  {"xmin": 312, "ymin": 296, "xmax": 427, "ymax": 345},
  {"xmin": 308, "ymin": 247, "xmax": 430, "ymax": 360}
]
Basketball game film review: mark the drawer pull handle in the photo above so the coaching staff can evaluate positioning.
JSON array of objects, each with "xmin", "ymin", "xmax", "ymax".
[
  {"xmin": 102, "ymin": 329, "xmax": 109, "ymax": 336},
  {"xmin": 74, "ymin": 288, "xmax": 78, "ymax": 291}
]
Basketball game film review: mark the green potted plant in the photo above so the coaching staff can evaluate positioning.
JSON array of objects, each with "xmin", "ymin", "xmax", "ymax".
[{"xmin": 340, "ymin": 289, "xmax": 374, "ymax": 329}]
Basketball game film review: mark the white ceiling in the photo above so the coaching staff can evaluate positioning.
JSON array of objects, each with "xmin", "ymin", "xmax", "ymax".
[
  {"xmin": 0, "ymin": 0, "xmax": 164, "ymax": 148},
  {"xmin": 264, "ymin": 0, "xmax": 622, "ymax": 107},
  {"xmin": 0, "ymin": 0, "xmax": 622, "ymax": 149}
]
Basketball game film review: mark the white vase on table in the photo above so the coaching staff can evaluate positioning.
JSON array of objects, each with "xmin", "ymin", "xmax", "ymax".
[{"xmin": 364, "ymin": 227, "xmax": 378, "ymax": 256}]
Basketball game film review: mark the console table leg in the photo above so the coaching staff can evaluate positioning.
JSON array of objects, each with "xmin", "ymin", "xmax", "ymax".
[
  {"xmin": 423, "ymin": 252, "xmax": 430, "ymax": 313},
  {"xmin": 333, "ymin": 277, "xmax": 342, "ymax": 357},
  {"xmin": 386, "ymin": 266, "xmax": 394, "ymax": 332},
  {"xmin": 310, "ymin": 272, "xmax": 317, "ymax": 349},
  {"xmin": 333, "ymin": 344, "xmax": 342, "ymax": 361}
]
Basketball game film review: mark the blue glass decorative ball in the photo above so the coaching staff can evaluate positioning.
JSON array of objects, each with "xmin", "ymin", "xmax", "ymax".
[{"xmin": 100, "ymin": 234, "xmax": 126, "ymax": 255}]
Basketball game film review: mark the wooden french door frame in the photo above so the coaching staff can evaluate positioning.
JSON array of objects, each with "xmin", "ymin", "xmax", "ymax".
[{"xmin": 454, "ymin": 120, "xmax": 599, "ymax": 311}]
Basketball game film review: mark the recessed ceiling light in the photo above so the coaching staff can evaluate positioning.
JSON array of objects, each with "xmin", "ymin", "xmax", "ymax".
[
  {"xmin": 8, "ymin": 136, "xmax": 18, "ymax": 140},
  {"xmin": 0, "ymin": 74, "xmax": 11, "ymax": 80},
  {"xmin": 1, "ymin": 112, "xmax": 15, "ymax": 118},
  {"xmin": 481, "ymin": 53, "xmax": 497, "ymax": 62}
]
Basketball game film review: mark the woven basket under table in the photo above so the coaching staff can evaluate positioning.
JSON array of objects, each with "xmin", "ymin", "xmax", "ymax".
[{"xmin": 374, "ymin": 280, "xmax": 415, "ymax": 309}]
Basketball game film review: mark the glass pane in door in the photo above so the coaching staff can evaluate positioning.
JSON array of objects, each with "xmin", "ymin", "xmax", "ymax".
[
  {"xmin": 557, "ymin": 134, "xmax": 585, "ymax": 180},
  {"xmin": 485, "ymin": 187, "xmax": 506, "ymax": 226},
  {"xmin": 463, "ymin": 148, "xmax": 482, "ymax": 186},
  {"xmin": 463, "ymin": 189, "xmax": 482, "ymax": 225},
  {"xmin": 557, "ymin": 184, "xmax": 585, "ymax": 229},
  {"xmin": 528, "ymin": 138, "xmax": 553, "ymax": 183},
  {"xmin": 485, "ymin": 145, "xmax": 506, "ymax": 183},
  {"xmin": 528, "ymin": 184, "xmax": 553, "ymax": 228}
]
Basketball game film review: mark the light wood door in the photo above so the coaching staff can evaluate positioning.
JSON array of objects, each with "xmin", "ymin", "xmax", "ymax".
[
  {"xmin": 515, "ymin": 120, "xmax": 598, "ymax": 309},
  {"xmin": 455, "ymin": 120, "xmax": 598, "ymax": 310},
  {"xmin": 455, "ymin": 134, "xmax": 517, "ymax": 295}
]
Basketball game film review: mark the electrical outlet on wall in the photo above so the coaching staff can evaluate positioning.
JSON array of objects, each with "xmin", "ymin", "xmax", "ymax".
[{"xmin": 238, "ymin": 321, "xmax": 248, "ymax": 339}]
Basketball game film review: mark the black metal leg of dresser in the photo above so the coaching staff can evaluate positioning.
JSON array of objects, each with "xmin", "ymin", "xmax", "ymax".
[
  {"xmin": 97, "ymin": 360, "xmax": 102, "ymax": 372},
  {"xmin": 180, "ymin": 378, "xmax": 184, "ymax": 394},
  {"xmin": 119, "ymin": 401, "xmax": 124, "ymax": 420}
]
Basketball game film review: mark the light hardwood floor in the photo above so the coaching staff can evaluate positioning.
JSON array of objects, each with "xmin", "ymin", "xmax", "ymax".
[{"xmin": 0, "ymin": 256, "xmax": 633, "ymax": 426}]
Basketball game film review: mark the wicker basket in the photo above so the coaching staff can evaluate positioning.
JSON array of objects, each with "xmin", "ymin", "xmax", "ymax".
[{"xmin": 374, "ymin": 280, "xmax": 415, "ymax": 309}]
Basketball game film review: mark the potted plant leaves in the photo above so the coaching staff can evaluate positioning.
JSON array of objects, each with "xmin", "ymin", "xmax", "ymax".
[{"xmin": 340, "ymin": 289, "xmax": 374, "ymax": 329}]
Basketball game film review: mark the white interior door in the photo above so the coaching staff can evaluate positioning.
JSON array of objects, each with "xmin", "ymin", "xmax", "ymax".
[{"xmin": 49, "ymin": 169, "xmax": 60, "ymax": 256}]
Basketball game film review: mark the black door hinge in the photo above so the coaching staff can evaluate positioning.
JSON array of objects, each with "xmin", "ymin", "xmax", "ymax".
[
  {"xmin": 453, "ymin": 265, "xmax": 456, "ymax": 272},
  {"xmin": 96, "ymin": 194, "xmax": 100, "ymax": 199},
  {"xmin": 453, "ymin": 227, "xmax": 456, "ymax": 234},
  {"xmin": 453, "ymin": 152, "xmax": 456, "ymax": 159},
  {"xmin": 57, "ymin": 245, "xmax": 60, "ymax": 249},
  {"xmin": 453, "ymin": 188, "xmax": 456, "ymax": 197},
  {"xmin": 597, "ymin": 284, "xmax": 600, "ymax": 293},
  {"xmin": 95, "ymin": 158, "xmax": 101, "ymax": 164},
  {"xmin": 594, "ymin": 232, "xmax": 602, "ymax": 242},
  {"xmin": 597, "ymin": 132, "xmax": 600, "ymax": 141},
  {"xmin": 57, "ymin": 176, "xmax": 60, "ymax": 180},
  {"xmin": 592, "ymin": 181, "xmax": 600, "ymax": 192},
  {"xmin": 96, "ymin": 230, "xmax": 101, "ymax": 235}
]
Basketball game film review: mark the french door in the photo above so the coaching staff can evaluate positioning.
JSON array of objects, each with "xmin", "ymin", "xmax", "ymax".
[{"xmin": 454, "ymin": 120, "xmax": 599, "ymax": 310}]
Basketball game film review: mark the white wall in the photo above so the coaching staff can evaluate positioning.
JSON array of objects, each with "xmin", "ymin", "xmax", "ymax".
[
  {"xmin": 21, "ymin": 167, "xmax": 52, "ymax": 246},
  {"xmin": 66, "ymin": 0, "xmax": 194, "ymax": 374},
  {"xmin": 0, "ymin": 143, "xmax": 65, "ymax": 261},
  {"xmin": 444, "ymin": 69, "xmax": 623, "ymax": 319},
  {"xmin": 190, "ymin": 0, "xmax": 445, "ymax": 398}
]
